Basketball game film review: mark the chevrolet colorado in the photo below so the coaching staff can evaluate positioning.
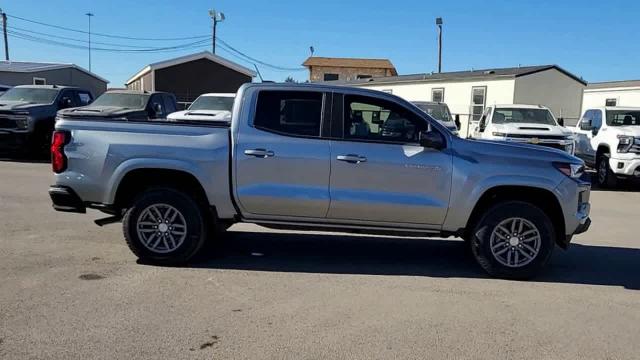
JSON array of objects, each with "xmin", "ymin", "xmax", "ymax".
[{"xmin": 49, "ymin": 83, "xmax": 591, "ymax": 279}]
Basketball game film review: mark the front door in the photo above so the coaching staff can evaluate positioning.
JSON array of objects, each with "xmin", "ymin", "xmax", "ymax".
[
  {"xmin": 573, "ymin": 110, "xmax": 599, "ymax": 165},
  {"xmin": 234, "ymin": 89, "xmax": 331, "ymax": 219},
  {"xmin": 327, "ymin": 93, "xmax": 452, "ymax": 226}
]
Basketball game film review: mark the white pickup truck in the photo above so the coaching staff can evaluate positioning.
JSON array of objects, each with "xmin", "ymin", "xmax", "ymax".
[
  {"xmin": 471, "ymin": 104, "xmax": 575, "ymax": 154},
  {"xmin": 167, "ymin": 93, "xmax": 234, "ymax": 122},
  {"xmin": 573, "ymin": 106, "xmax": 640, "ymax": 187}
]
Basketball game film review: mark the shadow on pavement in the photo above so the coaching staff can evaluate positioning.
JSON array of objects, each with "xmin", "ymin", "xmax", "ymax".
[{"xmin": 189, "ymin": 231, "xmax": 639, "ymax": 290}]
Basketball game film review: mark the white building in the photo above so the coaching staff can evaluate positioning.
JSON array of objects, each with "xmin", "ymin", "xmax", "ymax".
[
  {"xmin": 582, "ymin": 80, "xmax": 640, "ymax": 113},
  {"xmin": 343, "ymin": 65, "xmax": 586, "ymax": 137}
]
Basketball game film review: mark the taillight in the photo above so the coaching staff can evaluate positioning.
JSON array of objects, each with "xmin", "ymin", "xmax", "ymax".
[{"xmin": 51, "ymin": 130, "xmax": 70, "ymax": 174}]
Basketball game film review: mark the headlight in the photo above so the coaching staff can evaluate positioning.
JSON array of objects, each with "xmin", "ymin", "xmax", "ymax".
[
  {"xmin": 16, "ymin": 118, "xmax": 29, "ymax": 129},
  {"xmin": 617, "ymin": 135, "xmax": 634, "ymax": 153},
  {"xmin": 492, "ymin": 132, "xmax": 506, "ymax": 137},
  {"xmin": 554, "ymin": 162, "xmax": 584, "ymax": 179},
  {"xmin": 564, "ymin": 143, "xmax": 574, "ymax": 154}
]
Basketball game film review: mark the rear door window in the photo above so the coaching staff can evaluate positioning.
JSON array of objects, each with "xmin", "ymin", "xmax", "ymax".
[
  {"xmin": 149, "ymin": 95, "xmax": 165, "ymax": 118},
  {"xmin": 77, "ymin": 91, "xmax": 93, "ymax": 106},
  {"xmin": 163, "ymin": 94, "xmax": 177, "ymax": 114},
  {"xmin": 253, "ymin": 90, "xmax": 323, "ymax": 137}
]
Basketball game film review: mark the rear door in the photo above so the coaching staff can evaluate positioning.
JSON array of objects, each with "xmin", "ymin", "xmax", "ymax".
[
  {"xmin": 234, "ymin": 89, "xmax": 331, "ymax": 219},
  {"xmin": 327, "ymin": 92, "xmax": 452, "ymax": 226}
]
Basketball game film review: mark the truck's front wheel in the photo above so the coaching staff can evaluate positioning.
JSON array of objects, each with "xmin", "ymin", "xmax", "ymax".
[
  {"xmin": 470, "ymin": 201, "xmax": 555, "ymax": 280},
  {"xmin": 123, "ymin": 188, "xmax": 208, "ymax": 265},
  {"xmin": 596, "ymin": 153, "xmax": 617, "ymax": 188}
]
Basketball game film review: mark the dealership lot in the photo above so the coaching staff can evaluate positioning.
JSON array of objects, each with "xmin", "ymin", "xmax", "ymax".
[{"xmin": 0, "ymin": 160, "xmax": 639, "ymax": 360}]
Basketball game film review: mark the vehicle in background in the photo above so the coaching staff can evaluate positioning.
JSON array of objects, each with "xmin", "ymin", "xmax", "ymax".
[
  {"xmin": 50, "ymin": 83, "xmax": 591, "ymax": 280},
  {"xmin": 573, "ymin": 106, "xmax": 640, "ymax": 187},
  {"xmin": 167, "ymin": 93, "xmax": 235, "ymax": 123},
  {"xmin": 412, "ymin": 101, "xmax": 460, "ymax": 136},
  {"xmin": 0, "ymin": 84, "xmax": 12, "ymax": 96},
  {"xmin": 58, "ymin": 90, "xmax": 177, "ymax": 121},
  {"xmin": 471, "ymin": 104, "xmax": 575, "ymax": 154},
  {"xmin": 0, "ymin": 85, "xmax": 93, "ymax": 156}
]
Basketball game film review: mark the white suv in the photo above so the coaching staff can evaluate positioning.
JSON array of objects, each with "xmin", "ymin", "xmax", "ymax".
[
  {"xmin": 471, "ymin": 104, "xmax": 575, "ymax": 154},
  {"xmin": 573, "ymin": 107, "xmax": 640, "ymax": 187}
]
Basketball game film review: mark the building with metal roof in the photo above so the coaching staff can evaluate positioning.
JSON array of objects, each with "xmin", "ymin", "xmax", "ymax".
[
  {"xmin": 0, "ymin": 60, "xmax": 109, "ymax": 97},
  {"xmin": 303, "ymin": 56, "xmax": 397, "ymax": 82},
  {"xmin": 338, "ymin": 64, "xmax": 586, "ymax": 136}
]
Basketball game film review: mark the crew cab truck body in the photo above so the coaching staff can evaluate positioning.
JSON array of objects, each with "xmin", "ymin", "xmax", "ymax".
[
  {"xmin": 0, "ymin": 85, "xmax": 93, "ymax": 155},
  {"xmin": 58, "ymin": 90, "xmax": 177, "ymax": 121},
  {"xmin": 49, "ymin": 83, "xmax": 591, "ymax": 279},
  {"xmin": 573, "ymin": 106, "xmax": 640, "ymax": 187},
  {"xmin": 471, "ymin": 104, "xmax": 575, "ymax": 154}
]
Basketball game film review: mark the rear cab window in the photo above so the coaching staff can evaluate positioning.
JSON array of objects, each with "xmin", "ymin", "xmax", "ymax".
[{"xmin": 253, "ymin": 90, "xmax": 323, "ymax": 137}]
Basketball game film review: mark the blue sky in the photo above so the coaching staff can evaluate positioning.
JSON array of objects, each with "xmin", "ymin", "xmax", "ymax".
[{"xmin": 3, "ymin": 0, "xmax": 639, "ymax": 86}]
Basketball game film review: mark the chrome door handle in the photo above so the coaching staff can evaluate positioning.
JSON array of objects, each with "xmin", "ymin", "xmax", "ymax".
[
  {"xmin": 336, "ymin": 154, "xmax": 367, "ymax": 164},
  {"xmin": 244, "ymin": 149, "xmax": 275, "ymax": 158}
]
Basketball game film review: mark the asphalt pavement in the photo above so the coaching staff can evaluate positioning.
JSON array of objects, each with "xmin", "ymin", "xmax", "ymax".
[{"xmin": 0, "ymin": 160, "xmax": 638, "ymax": 359}]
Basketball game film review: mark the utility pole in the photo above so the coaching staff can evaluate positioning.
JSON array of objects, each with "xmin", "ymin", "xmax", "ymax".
[
  {"xmin": 1, "ymin": 9, "xmax": 8, "ymax": 61},
  {"xmin": 208, "ymin": 9, "xmax": 225, "ymax": 54},
  {"xmin": 436, "ymin": 17, "xmax": 443, "ymax": 73},
  {"xmin": 85, "ymin": 12, "xmax": 94, "ymax": 71}
]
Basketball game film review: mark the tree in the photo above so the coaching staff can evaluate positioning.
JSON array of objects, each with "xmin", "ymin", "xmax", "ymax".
[{"xmin": 284, "ymin": 76, "xmax": 298, "ymax": 83}]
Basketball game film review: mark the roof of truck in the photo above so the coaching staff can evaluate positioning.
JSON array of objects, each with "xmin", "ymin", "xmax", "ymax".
[{"xmin": 492, "ymin": 104, "xmax": 551, "ymax": 109}]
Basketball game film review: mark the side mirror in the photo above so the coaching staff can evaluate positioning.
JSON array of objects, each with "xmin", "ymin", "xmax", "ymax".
[
  {"xmin": 558, "ymin": 117, "xmax": 564, "ymax": 126},
  {"xmin": 59, "ymin": 97, "xmax": 72, "ymax": 109},
  {"xmin": 419, "ymin": 130, "xmax": 445, "ymax": 150},
  {"xmin": 580, "ymin": 119, "xmax": 592, "ymax": 131},
  {"xmin": 591, "ymin": 127, "xmax": 599, "ymax": 136},
  {"xmin": 455, "ymin": 114, "xmax": 461, "ymax": 130}
]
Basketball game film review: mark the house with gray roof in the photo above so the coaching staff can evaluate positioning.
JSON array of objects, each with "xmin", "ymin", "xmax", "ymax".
[
  {"xmin": 0, "ymin": 61, "xmax": 109, "ymax": 97},
  {"xmin": 337, "ymin": 64, "xmax": 587, "ymax": 136}
]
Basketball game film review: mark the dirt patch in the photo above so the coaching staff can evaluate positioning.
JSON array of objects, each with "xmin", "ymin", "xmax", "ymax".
[{"xmin": 79, "ymin": 273, "xmax": 105, "ymax": 280}]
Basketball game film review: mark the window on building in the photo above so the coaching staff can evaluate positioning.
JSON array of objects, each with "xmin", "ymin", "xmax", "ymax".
[
  {"xmin": 470, "ymin": 86, "xmax": 487, "ymax": 121},
  {"xmin": 254, "ymin": 90, "xmax": 323, "ymax": 137},
  {"xmin": 343, "ymin": 94, "xmax": 427, "ymax": 144},
  {"xmin": 33, "ymin": 77, "xmax": 46, "ymax": 85},
  {"xmin": 432, "ymin": 88, "xmax": 444, "ymax": 103},
  {"xmin": 356, "ymin": 74, "xmax": 372, "ymax": 80},
  {"xmin": 323, "ymin": 73, "xmax": 339, "ymax": 81},
  {"xmin": 605, "ymin": 98, "xmax": 617, "ymax": 107}
]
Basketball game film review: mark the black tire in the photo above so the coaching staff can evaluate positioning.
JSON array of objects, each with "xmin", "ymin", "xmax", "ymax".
[
  {"xmin": 469, "ymin": 201, "xmax": 555, "ymax": 280},
  {"xmin": 596, "ymin": 153, "xmax": 617, "ymax": 188},
  {"xmin": 123, "ymin": 187, "xmax": 209, "ymax": 265}
]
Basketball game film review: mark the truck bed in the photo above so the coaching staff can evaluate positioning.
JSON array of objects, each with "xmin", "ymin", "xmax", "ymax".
[{"xmin": 53, "ymin": 118, "xmax": 237, "ymax": 219}]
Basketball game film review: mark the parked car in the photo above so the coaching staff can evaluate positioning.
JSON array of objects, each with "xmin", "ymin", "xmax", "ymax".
[
  {"xmin": 573, "ymin": 106, "xmax": 640, "ymax": 187},
  {"xmin": 412, "ymin": 101, "xmax": 460, "ymax": 136},
  {"xmin": 49, "ymin": 83, "xmax": 591, "ymax": 280},
  {"xmin": 58, "ymin": 90, "xmax": 177, "ymax": 121},
  {"xmin": 471, "ymin": 104, "xmax": 575, "ymax": 154},
  {"xmin": 0, "ymin": 84, "xmax": 93, "ymax": 155},
  {"xmin": 0, "ymin": 84, "xmax": 12, "ymax": 96},
  {"xmin": 167, "ymin": 93, "xmax": 234, "ymax": 122}
]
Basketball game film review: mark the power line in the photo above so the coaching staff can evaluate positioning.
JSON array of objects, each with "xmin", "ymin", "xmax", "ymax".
[
  {"xmin": 217, "ymin": 38, "xmax": 306, "ymax": 71},
  {"xmin": 8, "ymin": 14, "xmax": 210, "ymax": 41},
  {"xmin": 8, "ymin": 30, "xmax": 211, "ymax": 53}
]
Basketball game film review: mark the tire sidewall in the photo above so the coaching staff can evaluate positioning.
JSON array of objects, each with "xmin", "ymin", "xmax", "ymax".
[
  {"xmin": 471, "ymin": 201, "xmax": 555, "ymax": 279},
  {"xmin": 123, "ymin": 188, "xmax": 206, "ymax": 264}
]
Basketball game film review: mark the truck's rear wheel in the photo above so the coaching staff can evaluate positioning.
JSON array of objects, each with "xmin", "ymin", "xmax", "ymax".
[
  {"xmin": 123, "ymin": 188, "xmax": 208, "ymax": 265},
  {"xmin": 470, "ymin": 201, "xmax": 555, "ymax": 280}
]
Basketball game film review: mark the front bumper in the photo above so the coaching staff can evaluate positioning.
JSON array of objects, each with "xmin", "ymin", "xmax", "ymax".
[
  {"xmin": 609, "ymin": 156, "xmax": 640, "ymax": 177},
  {"xmin": 0, "ymin": 130, "xmax": 30, "ymax": 151},
  {"xmin": 49, "ymin": 185, "xmax": 86, "ymax": 213},
  {"xmin": 556, "ymin": 178, "xmax": 591, "ymax": 247}
]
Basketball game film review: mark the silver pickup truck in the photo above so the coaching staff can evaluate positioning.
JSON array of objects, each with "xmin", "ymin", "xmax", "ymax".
[{"xmin": 49, "ymin": 83, "xmax": 591, "ymax": 279}]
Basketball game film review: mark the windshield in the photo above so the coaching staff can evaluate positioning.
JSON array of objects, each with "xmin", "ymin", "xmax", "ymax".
[
  {"xmin": 188, "ymin": 96, "xmax": 234, "ymax": 111},
  {"xmin": 0, "ymin": 87, "xmax": 58, "ymax": 104},
  {"xmin": 415, "ymin": 103, "xmax": 451, "ymax": 122},
  {"xmin": 606, "ymin": 110, "xmax": 640, "ymax": 126},
  {"xmin": 91, "ymin": 93, "xmax": 149, "ymax": 109},
  {"xmin": 492, "ymin": 108, "xmax": 556, "ymax": 126}
]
